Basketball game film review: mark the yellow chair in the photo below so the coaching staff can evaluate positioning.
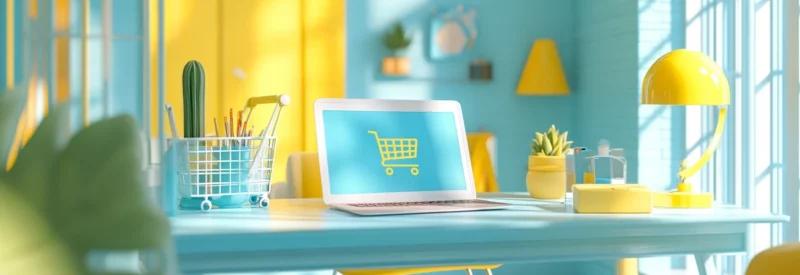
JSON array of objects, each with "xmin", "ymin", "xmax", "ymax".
[
  {"xmin": 281, "ymin": 133, "xmax": 502, "ymax": 275},
  {"xmin": 745, "ymin": 242, "xmax": 800, "ymax": 275}
]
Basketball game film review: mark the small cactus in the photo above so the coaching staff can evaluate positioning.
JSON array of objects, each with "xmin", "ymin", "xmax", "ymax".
[
  {"xmin": 182, "ymin": 60, "xmax": 205, "ymax": 138},
  {"xmin": 531, "ymin": 125, "xmax": 572, "ymax": 156}
]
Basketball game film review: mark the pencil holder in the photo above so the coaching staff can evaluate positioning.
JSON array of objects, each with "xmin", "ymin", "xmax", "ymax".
[
  {"xmin": 179, "ymin": 145, "xmax": 253, "ymax": 209},
  {"xmin": 170, "ymin": 94, "xmax": 288, "ymax": 211}
]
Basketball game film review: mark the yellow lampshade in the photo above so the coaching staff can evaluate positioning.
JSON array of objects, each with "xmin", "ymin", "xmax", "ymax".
[
  {"xmin": 642, "ymin": 49, "xmax": 730, "ymax": 105},
  {"xmin": 516, "ymin": 39, "xmax": 569, "ymax": 95}
]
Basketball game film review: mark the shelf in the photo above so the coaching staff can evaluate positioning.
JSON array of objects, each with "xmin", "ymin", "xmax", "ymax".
[{"xmin": 376, "ymin": 74, "xmax": 492, "ymax": 83}]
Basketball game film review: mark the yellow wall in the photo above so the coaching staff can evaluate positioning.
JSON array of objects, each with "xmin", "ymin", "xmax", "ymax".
[
  {"xmin": 150, "ymin": 0, "xmax": 344, "ymax": 182},
  {"xmin": 149, "ymin": 0, "xmax": 221, "ymax": 138},
  {"xmin": 302, "ymin": 0, "xmax": 345, "ymax": 152},
  {"xmin": 219, "ymin": 0, "xmax": 303, "ymax": 183}
]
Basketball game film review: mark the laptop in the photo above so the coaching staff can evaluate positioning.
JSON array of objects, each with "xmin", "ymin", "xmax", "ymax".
[{"xmin": 314, "ymin": 98, "xmax": 511, "ymax": 216}]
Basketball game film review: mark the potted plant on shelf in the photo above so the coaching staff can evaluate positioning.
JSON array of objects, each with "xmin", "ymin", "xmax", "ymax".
[
  {"xmin": 527, "ymin": 125, "xmax": 572, "ymax": 200},
  {"xmin": 382, "ymin": 23, "xmax": 412, "ymax": 76}
]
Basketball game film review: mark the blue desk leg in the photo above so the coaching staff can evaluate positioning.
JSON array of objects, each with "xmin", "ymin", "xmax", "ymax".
[{"xmin": 694, "ymin": 254, "xmax": 719, "ymax": 275}]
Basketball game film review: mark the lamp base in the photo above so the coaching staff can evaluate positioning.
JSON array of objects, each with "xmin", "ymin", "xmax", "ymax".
[{"xmin": 653, "ymin": 191, "xmax": 713, "ymax": 208}]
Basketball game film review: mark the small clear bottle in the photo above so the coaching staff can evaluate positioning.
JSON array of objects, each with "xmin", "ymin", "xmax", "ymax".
[
  {"xmin": 593, "ymin": 139, "xmax": 612, "ymax": 183},
  {"xmin": 584, "ymin": 139, "xmax": 628, "ymax": 184},
  {"xmin": 610, "ymin": 148, "xmax": 627, "ymax": 184}
]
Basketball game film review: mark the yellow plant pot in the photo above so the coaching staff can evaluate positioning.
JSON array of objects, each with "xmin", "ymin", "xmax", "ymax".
[
  {"xmin": 382, "ymin": 57, "xmax": 410, "ymax": 75},
  {"xmin": 526, "ymin": 155, "xmax": 566, "ymax": 199}
]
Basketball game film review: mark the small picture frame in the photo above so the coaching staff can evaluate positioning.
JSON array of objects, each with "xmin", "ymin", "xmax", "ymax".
[{"xmin": 429, "ymin": 4, "xmax": 478, "ymax": 61}]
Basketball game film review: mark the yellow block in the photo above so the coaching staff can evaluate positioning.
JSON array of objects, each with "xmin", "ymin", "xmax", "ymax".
[
  {"xmin": 617, "ymin": 258, "xmax": 638, "ymax": 275},
  {"xmin": 653, "ymin": 191, "xmax": 712, "ymax": 208},
  {"xmin": 573, "ymin": 184, "xmax": 653, "ymax": 214}
]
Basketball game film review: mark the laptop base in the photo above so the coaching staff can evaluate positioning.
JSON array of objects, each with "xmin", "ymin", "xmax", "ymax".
[{"xmin": 330, "ymin": 199, "xmax": 511, "ymax": 216}]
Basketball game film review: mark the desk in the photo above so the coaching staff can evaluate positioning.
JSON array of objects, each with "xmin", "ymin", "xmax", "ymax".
[{"xmin": 172, "ymin": 193, "xmax": 788, "ymax": 274}]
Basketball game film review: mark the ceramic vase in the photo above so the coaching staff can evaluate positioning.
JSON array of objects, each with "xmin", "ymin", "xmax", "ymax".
[
  {"xmin": 382, "ymin": 57, "xmax": 410, "ymax": 75},
  {"xmin": 526, "ymin": 155, "xmax": 567, "ymax": 199}
]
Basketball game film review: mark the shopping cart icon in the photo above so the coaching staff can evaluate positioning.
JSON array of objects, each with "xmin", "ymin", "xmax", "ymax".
[{"xmin": 368, "ymin": 130, "xmax": 419, "ymax": 176}]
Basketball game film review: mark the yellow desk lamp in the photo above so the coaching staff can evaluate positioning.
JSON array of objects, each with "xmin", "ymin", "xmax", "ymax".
[{"xmin": 641, "ymin": 49, "xmax": 730, "ymax": 208}]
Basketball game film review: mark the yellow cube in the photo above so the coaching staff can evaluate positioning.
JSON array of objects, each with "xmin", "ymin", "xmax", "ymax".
[{"xmin": 573, "ymin": 184, "xmax": 653, "ymax": 214}]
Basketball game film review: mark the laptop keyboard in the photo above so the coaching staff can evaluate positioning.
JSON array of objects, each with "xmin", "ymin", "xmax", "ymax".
[{"xmin": 348, "ymin": 200, "xmax": 502, "ymax": 207}]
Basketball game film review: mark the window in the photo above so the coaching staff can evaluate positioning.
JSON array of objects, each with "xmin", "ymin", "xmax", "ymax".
[
  {"xmin": 10, "ymin": 0, "xmax": 148, "ymax": 132},
  {"xmin": 684, "ymin": 0, "xmax": 798, "ymax": 273}
]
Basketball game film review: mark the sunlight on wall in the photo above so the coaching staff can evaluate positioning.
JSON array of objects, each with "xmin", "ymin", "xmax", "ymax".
[
  {"xmin": 222, "ymin": 0, "xmax": 302, "ymax": 184},
  {"xmin": 302, "ymin": 0, "xmax": 345, "ymax": 151}
]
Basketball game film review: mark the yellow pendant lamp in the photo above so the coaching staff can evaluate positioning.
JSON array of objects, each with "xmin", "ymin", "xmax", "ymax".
[
  {"xmin": 516, "ymin": 39, "xmax": 569, "ymax": 95},
  {"xmin": 642, "ymin": 49, "xmax": 730, "ymax": 208}
]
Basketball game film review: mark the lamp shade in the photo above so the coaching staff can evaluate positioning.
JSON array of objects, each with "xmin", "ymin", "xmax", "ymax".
[
  {"xmin": 516, "ymin": 39, "xmax": 569, "ymax": 95},
  {"xmin": 642, "ymin": 49, "xmax": 730, "ymax": 105}
]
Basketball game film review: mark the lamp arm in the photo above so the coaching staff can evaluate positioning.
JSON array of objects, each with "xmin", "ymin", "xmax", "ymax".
[{"xmin": 678, "ymin": 107, "xmax": 727, "ymax": 180}]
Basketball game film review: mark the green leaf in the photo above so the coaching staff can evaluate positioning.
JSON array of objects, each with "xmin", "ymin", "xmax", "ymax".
[
  {"xmin": 535, "ymin": 132, "xmax": 544, "ymax": 145},
  {"xmin": 0, "ymin": 90, "xmax": 27, "ymax": 172},
  {"xmin": 53, "ymin": 116, "xmax": 170, "ymax": 261},
  {"xmin": 0, "ymin": 184, "xmax": 79, "ymax": 275},
  {"xmin": 543, "ymin": 136, "xmax": 553, "ymax": 155},
  {"xmin": 6, "ymin": 103, "xmax": 70, "ymax": 213},
  {"xmin": 551, "ymin": 135, "xmax": 561, "ymax": 150},
  {"xmin": 549, "ymin": 130, "xmax": 558, "ymax": 146},
  {"xmin": 552, "ymin": 143, "xmax": 563, "ymax": 156}
]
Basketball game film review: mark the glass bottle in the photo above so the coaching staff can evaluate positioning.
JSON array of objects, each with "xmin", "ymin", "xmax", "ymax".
[
  {"xmin": 593, "ymin": 139, "xmax": 611, "ymax": 183},
  {"xmin": 610, "ymin": 148, "xmax": 627, "ymax": 184},
  {"xmin": 583, "ymin": 154, "xmax": 596, "ymax": 183}
]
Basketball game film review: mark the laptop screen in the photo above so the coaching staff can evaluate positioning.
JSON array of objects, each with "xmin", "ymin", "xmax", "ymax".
[{"xmin": 321, "ymin": 110, "xmax": 468, "ymax": 195}]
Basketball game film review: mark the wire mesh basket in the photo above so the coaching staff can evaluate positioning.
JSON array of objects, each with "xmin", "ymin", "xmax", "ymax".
[{"xmin": 171, "ymin": 95, "xmax": 289, "ymax": 211}]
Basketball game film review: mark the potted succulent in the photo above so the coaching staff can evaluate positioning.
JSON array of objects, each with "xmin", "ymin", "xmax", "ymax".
[
  {"xmin": 382, "ymin": 23, "xmax": 412, "ymax": 75},
  {"xmin": 527, "ymin": 125, "xmax": 572, "ymax": 199}
]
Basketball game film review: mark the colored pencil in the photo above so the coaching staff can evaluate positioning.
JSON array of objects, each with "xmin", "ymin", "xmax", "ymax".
[
  {"xmin": 247, "ymin": 126, "xmax": 254, "ymax": 146},
  {"xmin": 237, "ymin": 111, "xmax": 243, "ymax": 137},
  {"xmin": 223, "ymin": 117, "xmax": 230, "ymax": 146},
  {"xmin": 229, "ymin": 109, "xmax": 234, "ymax": 137},
  {"xmin": 213, "ymin": 118, "xmax": 220, "ymax": 138}
]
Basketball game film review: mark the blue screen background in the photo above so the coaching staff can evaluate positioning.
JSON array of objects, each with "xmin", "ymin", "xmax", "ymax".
[{"xmin": 322, "ymin": 110, "xmax": 468, "ymax": 195}]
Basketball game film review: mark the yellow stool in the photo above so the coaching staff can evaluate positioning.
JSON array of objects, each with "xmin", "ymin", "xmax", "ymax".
[
  {"xmin": 285, "ymin": 151, "xmax": 503, "ymax": 275},
  {"xmin": 746, "ymin": 242, "xmax": 800, "ymax": 274}
]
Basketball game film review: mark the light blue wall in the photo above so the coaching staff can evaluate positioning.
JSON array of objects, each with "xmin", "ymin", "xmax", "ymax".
[
  {"xmin": 577, "ymin": 0, "xmax": 689, "ymax": 273},
  {"xmin": 574, "ymin": 0, "xmax": 687, "ymax": 189},
  {"xmin": 345, "ymin": 0, "xmax": 578, "ymax": 193},
  {"xmin": 575, "ymin": 0, "xmax": 640, "ymax": 182}
]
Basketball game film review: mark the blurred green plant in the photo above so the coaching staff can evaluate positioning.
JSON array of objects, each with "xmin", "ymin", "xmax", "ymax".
[
  {"xmin": 383, "ymin": 23, "xmax": 412, "ymax": 56},
  {"xmin": 0, "ymin": 89, "xmax": 171, "ymax": 274}
]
